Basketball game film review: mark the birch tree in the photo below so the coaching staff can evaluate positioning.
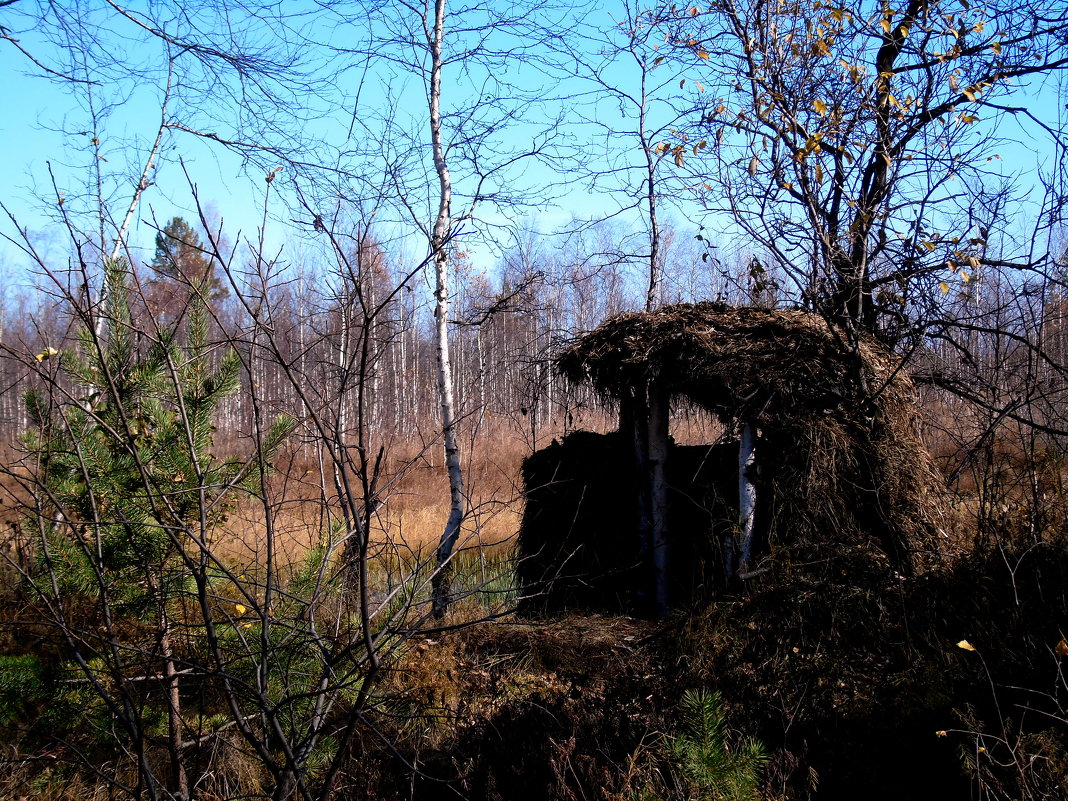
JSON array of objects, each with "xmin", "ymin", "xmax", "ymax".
[
  {"xmin": 651, "ymin": 0, "xmax": 1068, "ymax": 584},
  {"xmin": 325, "ymin": 0, "xmax": 577, "ymax": 617},
  {"xmin": 425, "ymin": 0, "xmax": 466, "ymax": 618},
  {"xmin": 571, "ymin": 0, "xmax": 698, "ymax": 312}
]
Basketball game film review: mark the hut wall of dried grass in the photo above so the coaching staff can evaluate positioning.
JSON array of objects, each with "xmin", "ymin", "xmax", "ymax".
[{"xmin": 519, "ymin": 303, "xmax": 947, "ymax": 614}]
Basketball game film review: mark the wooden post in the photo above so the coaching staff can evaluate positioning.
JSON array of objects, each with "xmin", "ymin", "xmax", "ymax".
[
  {"xmin": 621, "ymin": 386, "xmax": 651, "ymax": 593},
  {"xmin": 647, "ymin": 388, "xmax": 670, "ymax": 617},
  {"xmin": 620, "ymin": 382, "xmax": 672, "ymax": 617}
]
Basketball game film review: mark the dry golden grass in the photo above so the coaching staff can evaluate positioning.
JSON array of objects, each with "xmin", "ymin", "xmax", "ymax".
[
  {"xmin": 915, "ymin": 390, "xmax": 1068, "ymax": 552},
  {"xmin": 209, "ymin": 422, "xmax": 535, "ymax": 574}
]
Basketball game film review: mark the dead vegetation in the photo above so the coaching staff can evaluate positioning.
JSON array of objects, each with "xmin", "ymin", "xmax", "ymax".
[
  {"xmin": 1, "ymin": 302, "xmax": 1065, "ymax": 800},
  {"xmin": 528, "ymin": 303, "xmax": 949, "ymax": 610},
  {"xmin": 327, "ymin": 491, "xmax": 1068, "ymax": 801},
  {"xmin": 1, "ymin": 416, "xmax": 1066, "ymax": 801}
]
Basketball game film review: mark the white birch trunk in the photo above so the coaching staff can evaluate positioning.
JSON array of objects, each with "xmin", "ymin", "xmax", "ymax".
[
  {"xmin": 476, "ymin": 324, "xmax": 487, "ymax": 430},
  {"xmin": 95, "ymin": 73, "xmax": 171, "ymax": 339},
  {"xmin": 737, "ymin": 423, "xmax": 758, "ymax": 578},
  {"xmin": 639, "ymin": 63, "xmax": 661, "ymax": 312},
  {"xmin": 334, "ymin": 281, "xmax": 354, "ymax": 546},
  {"xmin": 428, "ymin": 0, "xmax": 466, "ymax": 619}
]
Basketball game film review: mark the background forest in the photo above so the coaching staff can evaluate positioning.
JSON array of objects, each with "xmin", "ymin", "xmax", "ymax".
[{"xmin": 0, "ymin": 0, "xmax": 1066, "ymax": 799}]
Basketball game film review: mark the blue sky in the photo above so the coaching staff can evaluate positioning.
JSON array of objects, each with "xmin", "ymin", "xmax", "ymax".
[
  {"xmin": 0, "ymin": 1, "xmax": 662, "ymax": 288},
  {"xmin": 0, "ymin": 14, "xmax": 299, "ymax": 277},
  {"xmin": 0, "ymin": 1, "xmax": 1062, "ymax": 300}
]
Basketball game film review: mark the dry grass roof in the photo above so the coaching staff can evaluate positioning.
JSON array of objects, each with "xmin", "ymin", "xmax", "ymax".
[{"xmin": 557, "ymin": 302, "xmax": 905, "ymax": 426}]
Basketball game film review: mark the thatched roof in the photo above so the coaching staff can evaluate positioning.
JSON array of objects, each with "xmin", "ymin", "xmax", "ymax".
[{"xmin": 557, "ymin": 302, "xmax": 901, "ymax": 426}]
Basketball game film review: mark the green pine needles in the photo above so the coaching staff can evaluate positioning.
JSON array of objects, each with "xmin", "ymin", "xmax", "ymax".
[
  {"xmin": 7, "ymin": 258, "xmax": 299, "ymax": 799},
  {"xmin": 667, "ymin": 689, "xmax": 768, "ymax": 801},
  {"xmin": 22, "ymin": 257, "xmax": 294, "ymax": 606}
]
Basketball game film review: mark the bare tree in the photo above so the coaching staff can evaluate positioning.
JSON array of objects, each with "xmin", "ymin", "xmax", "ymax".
[
  {"xmin": 569, "ymin": 0, "xmax": 701, "ymax": 311},
  {"xmin": 2, "ymin": 0, "xmax": 345, "ymax": 341},
  {"xmin": 318, "ymin": 0, "xmax": 579, "ymax": 617},
  {"xmin": 0, "ymin": 173, "xmax": 512, "ymax": 798},
  {"xmin": 653, "ymin": 0, "xmax": 1068, "ymax": 349},
  {"xmin": 636, "ymin": 0, "xmax": 1068, "ymax": 594}
]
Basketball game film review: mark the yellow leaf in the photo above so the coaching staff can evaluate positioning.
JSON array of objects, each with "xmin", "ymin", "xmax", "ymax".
[
  {"xmin": 696, "ymin": 81, "xmax": 705, "ymax": 92},
  {"xmin": 939, "ymin": 281, "xmax": 950, "ymax": 294},
  {"xmin": 1055, "ymin": 639, "xmax": 1068, "ymax": 656},
  {"xmin": 813, "ymin": 98, "xmax": 828, "ymax": 115},
  {"xmin": 957, "ymin": 639, "xmax": 976, "ymax": 651},
  {"xmin": 235, "ymin": 604, "xmax": 247, "ymax": 615},
  {"xmin": 990, "ymin": 41, "xmax": 1001, "ymax": 54},
  {"xmin": 880, "ymin": 18, "xmax": 891, "ymax": 33},
  {"xmin": 960, "ymin": 114, "xmax": 979, "ymax": 124},
  {"xmin": 961, "ymin": 271, "xmax": 971, "ymax": 283},
  {"xmin": 696, "ymin": 48, "xmax": 710, "ymax": 60},
  {"xmin": 935, "ymin": 730, "xmax": 948, "ymax": 737},
  {"xmin": 35, "ymin": 346, "xmax": 59, "ymax": 362},
  {"xmin": 840, "ymin": 59, "xmax": 866, "ymax": 85}
]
